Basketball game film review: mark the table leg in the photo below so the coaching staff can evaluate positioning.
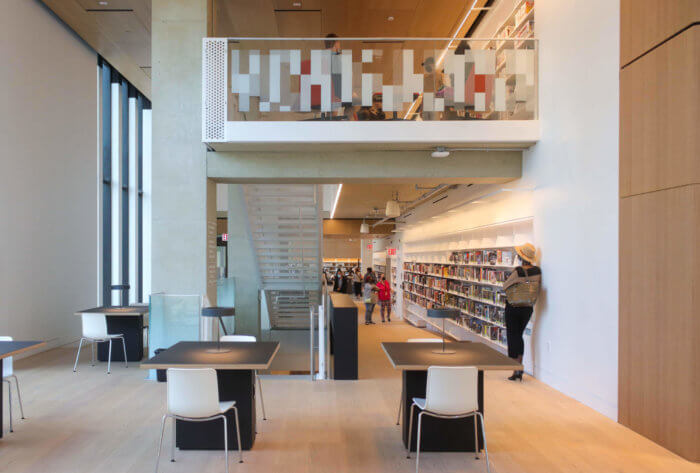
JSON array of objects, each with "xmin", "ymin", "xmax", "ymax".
[
  {"xmin": 176, "ymin": 369, "xmax": 256, "ymax": 450},
  {"xmin": 401, "ymin": 369, "xmax": 484, "ymax": 452},
  {"xmin": 219, "ymin": 317, "xmax": 228, "ymax": 336},
  {"xmin": 97, "ymin": 315, "xmax": 144, "ymax": 362}
]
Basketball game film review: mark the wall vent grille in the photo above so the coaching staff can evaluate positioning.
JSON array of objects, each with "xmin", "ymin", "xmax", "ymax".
[{"xmin": 202, "ymin": 38, "xmax": 227, "ymax": 141}]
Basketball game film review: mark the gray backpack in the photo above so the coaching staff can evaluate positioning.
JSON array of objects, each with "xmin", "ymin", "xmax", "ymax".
[{"xmin": 505, "ymin": 267, "xmax": 540, "ymax": 307}]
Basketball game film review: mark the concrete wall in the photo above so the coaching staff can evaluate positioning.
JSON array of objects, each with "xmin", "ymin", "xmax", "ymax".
[
  {"xmin": 0, "ymin": 0, "xmax": 98, "ymax": 349},
  {"xmin": 151, "ymin": 0, "xmax": 214, "ymax": 302}
]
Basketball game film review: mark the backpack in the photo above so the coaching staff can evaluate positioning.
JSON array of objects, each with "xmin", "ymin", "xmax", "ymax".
[{"xmin": 505, "ymin": 267, "xmax": 541, "ymax": 307}]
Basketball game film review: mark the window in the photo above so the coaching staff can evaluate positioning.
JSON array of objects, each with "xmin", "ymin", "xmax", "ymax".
[{"xmin": 98, "ymin": 57, "xmax": 151, "ymax": 306}]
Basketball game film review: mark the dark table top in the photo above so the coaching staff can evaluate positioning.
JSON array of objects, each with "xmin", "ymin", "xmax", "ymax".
[
  {"xmin": 75, "ymin": 306, "xmax": 149, "ymax": 316},
  {"xmin": 140, "ymin": 341, "xmax": 280, "ymax": 370},
  {"xmin": 381, "ymin": 341, "xmax": 522, "ymax": 371},
  {"xmin": 0, "ymin": 341, "xmax": 46, "ymax": 360}
]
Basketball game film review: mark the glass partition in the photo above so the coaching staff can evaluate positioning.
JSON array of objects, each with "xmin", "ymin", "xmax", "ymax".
[{"xmin": 225, "ymin": 38, "xmax": 537, "ymax": 121}]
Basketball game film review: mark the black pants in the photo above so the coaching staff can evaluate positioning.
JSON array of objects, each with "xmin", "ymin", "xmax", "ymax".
[
  {"xmin": 353, "ymin": 282, "xmax": 362, "ymax": 296},
  {"xmin": 504, "ymin": 302, "xmax": 533, "ymax": 359}
]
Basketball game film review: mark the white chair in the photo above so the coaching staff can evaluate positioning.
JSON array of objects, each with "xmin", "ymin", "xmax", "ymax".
[
  {"xmin": 155, "ymin": 368, "xmax": 242, "ymax": 473},
  {"xmin": 396, "ymin": 338, "xmax": 442, "ymax": 425},
  {"xmin": 1, "ymin": 336, "xmax": 25, "ymax": 434},
  {"xmin": 221, "ymin": 335, "xmax": 266, "ymax": 420},
  {"xmin": 406, "ymin": 366, "xmax": 490, "ymax": 473},
  {"xmin": 73, "ymin": 313, "xmax": 127, "ymax": 374}
]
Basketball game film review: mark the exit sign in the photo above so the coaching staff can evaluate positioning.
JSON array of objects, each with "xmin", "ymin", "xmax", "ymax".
[
  {"xmin": 367, "ymin": 243, "xmax": 373, "ymax": 250},
  {"xmin": 222, "ymin": 233, "xmax": 228, "ymax": 241},
  {"xmin": 387, "ymin": 248, "xmax": 396, "ymax": 256}
]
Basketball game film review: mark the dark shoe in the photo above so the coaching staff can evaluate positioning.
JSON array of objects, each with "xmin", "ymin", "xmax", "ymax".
[
  {"xmin": 369, "ymin": 321, "xmax": 376, "ymax": 324},
  {"xmin": 507, "ymin": 370, "xmax": 523, "ymax": 382}
]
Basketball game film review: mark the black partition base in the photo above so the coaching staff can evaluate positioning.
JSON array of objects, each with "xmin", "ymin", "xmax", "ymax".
[
  {"xmin": 401, "ymin": 370, "xmax": 484, "ymax": 452},
  {"xmin": 176, "ymin": 369, "xmax": 256, "ymax": 450},
  {"xmin": 97, "ymin": 315, "xmax": 144, "ymax": 362},
  {"xmin": 329, "ymin": 293, "xmax": 358, "ymax": 380},
  {"xmin": 0, "ymin": 362, "xmax": 4, "ymax": 438}
]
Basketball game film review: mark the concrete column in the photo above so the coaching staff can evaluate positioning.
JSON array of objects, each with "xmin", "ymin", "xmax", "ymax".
[
  {"xmin": 227, "ymin": 185, "xmax": 261, "ymax": 338},
  {"xmin": 151, "ymin": 0, "xmax": 213, "ymax": 320}
]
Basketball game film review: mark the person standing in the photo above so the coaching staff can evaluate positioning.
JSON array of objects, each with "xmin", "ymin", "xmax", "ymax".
[
  {"xmin": 503, "ymin": 243, "xmax": 541, "ymax": 382},
  {"xmin": 352, "ymin": 267, "xmax": 363, "ymax": 299},
  {"xmin": 376, "ymin": 273, "xmax": 392, "ymax": 322},
  {"xmin": 365, "ymin": 266, "xmax": 376, "ymax": 284},
  {"xmin": 334, "ymin": 269, "xmax": 345, "ymax": 292},
  {"xmin": 363, "ymin": 275, "xmax": 378, "ymax": 325}
]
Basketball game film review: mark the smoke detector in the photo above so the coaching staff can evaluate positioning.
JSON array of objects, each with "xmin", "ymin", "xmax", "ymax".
[{"xmin": 431, "ymin": 146, "xmax": 450, "ymax": 158}]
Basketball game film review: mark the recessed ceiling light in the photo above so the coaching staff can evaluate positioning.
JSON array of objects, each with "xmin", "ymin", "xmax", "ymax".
[
  {"xmin": 470, "ymin": 200, "xmax": 485, "ymax": 204},
  {"xmin": 447, "ymin": 209, "xmax": 458, "ymax": 213},
  {"xmin": 98, "ymin": 1, "xmax": 108, "ymax": 4},
  {"xmin": 292, "ymin": 2, "xmax": 302, "ymax": 7},
  {"xmin": 387, "ymin": 16, "xmax": 395, "ymax": 21}
]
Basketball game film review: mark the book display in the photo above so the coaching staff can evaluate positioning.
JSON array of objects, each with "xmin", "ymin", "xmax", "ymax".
[{"xmin": 402, "ymin": 248, "xmax": 519, "ymax": 349}]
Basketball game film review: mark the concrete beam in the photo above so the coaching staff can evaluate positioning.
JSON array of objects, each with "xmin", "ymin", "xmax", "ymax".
[
  {"xmin": 207, "ymin": 150, "xmax": 521, "ymax": 183},
  {"xmin": 324, "ymin": 219, "xmax": 394, "ymax": 238}
]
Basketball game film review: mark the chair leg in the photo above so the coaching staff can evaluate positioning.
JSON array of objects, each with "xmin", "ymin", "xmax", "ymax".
[
  {"xmin": 121, "ymin": 337, "xmax": 128, "ymax": 368},
  {"xmin": 476, "ymin": 412, "xmax": 491, "ymax": 473},
  {"xmin": 91, "ymin": 341, "xmax": 95, "ymax": 367},
  {"xmin": 473, "ymin": 412, "xmax": 479, "ymax": 459},
  {"xmin": 4, "ymin": 379, "xmax": 12, "ymax": 433},
  {"xmin": 256, "ymin": 371, "xmax": 267, "ymax": 420},
  {"xmin": 233, "ymin": 407, "xmax": 243, "ymax": 464},
  {"xmin": 415, "ymin": 412, "xmax": 424, "ymax": 473},
  {"xmin": 222, "ymin": 415, "xmax": 229, "ymax": 473},
  {"xmin": 171, "ymin": 417, "xmax": 176, "ymax": 462},
  {"xmin": 154, "ymin": 414, "xmax": 167, "ymax": 473},
  {"xmin": 73, "ymin": 338, "xmax": 85, "ymax": 372},
  {"xmin": 406, "ymin": 403, "xmax": 415, "ymax": 458},
  {"xmin": 107, "ymin": 339, "xmax": 113, "ymax": 374},
  {"xmin": 396, "ymin": 385, "xmax": 404, "ymax": 425},
  {"xmin": 9, "ymin": 376, "xmax": 25, "ymax": 419}
]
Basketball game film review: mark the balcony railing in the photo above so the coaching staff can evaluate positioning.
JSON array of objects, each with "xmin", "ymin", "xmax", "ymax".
[{"xmin": 202, "ymin": 37, "xmax": 538, "ymax": 145}]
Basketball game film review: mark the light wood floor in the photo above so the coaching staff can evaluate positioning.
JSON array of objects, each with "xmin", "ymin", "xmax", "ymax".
[{"xmin": 2, "ymin": 303, "xmax": 699, "ymax": 473}]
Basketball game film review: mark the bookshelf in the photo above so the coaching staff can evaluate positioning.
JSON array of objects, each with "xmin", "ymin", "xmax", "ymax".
[{"xmin": 401, "ymin": 247, "xmax": 519, "ymax": 354}]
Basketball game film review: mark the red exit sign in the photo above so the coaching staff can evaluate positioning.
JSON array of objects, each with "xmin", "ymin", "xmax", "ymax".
[
  {"xmin": 367, "ymin": 243, "xmax": 373, "ymax": 250},
  {"xmin": 222, "ymin": 233, "xmax": 228, "ymax": 241},
  {"xmin": 387, "ymin": 248, "xmax": 396, "ymax": 256}
]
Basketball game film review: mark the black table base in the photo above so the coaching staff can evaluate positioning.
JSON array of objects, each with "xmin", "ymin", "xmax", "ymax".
[
  {"xmin": 402, "ymin": 370, "xmax": 484, "ymax": 452},
  {"xmin": 176, "ymin": 369, "xmax": 256, "ymax": 450},
  {"xmin": 0, "ymin": 361, "xmax": 4, "ymax": 438},
  {"xmin": 97, "ymin": 315, "xmax": 144, "ymax": 362}
]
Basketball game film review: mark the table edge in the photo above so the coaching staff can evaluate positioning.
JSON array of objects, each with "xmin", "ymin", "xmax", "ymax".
[
  {"xmin": 139, "ymin": 341, "xmax": 282, "ymax": 370},
  {"xmin": 380, "ymin": 341, "xmax": 523, "ymax": 371},
  {"xmin": 0, "ymin": 341, "xmax": 47, "ymax": 359}
]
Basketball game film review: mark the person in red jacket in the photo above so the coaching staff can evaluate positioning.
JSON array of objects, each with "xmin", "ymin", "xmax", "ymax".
[{"xmin": 377, "ymin": 274, "xmax": 392, "ymax": 323}]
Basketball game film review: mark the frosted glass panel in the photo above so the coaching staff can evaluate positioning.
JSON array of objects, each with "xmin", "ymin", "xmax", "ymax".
[{"xmin": 147, "ymin": 294, "xmax": 201, "ymax": 379}]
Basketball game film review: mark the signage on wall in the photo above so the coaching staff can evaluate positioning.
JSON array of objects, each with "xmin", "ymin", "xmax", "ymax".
[
  {"xmin": 367, "ymin": 243, "xmax": 373, "ymax": 250},
  {"xmin": 222, "ymin": 233, "xmax": 228, "ymax": 241},
  {"xmin": 387, "ymin": 248, "xmax": 396, "ymax": 256}
]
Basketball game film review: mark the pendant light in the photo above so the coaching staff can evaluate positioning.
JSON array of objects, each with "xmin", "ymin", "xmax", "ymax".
[
  {"xmin": 385, "ymin": 191, "xmax": 401, "ymax": 218},
  {"xmin": 360, "ymin": 218, "xmax": 369, "ymax": 234}
]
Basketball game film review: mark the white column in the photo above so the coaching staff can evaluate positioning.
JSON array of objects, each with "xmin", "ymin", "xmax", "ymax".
[
  {"xmin": 128, "ymin": 97, "xmax": 138, "ymax": 303},
  {"xmin": 142, "ymin": 109, "xmax": 152, "ymax": 300},
  {"xmin": 110, "ymin": 82, "xmax": 122, "ymax": 305}
]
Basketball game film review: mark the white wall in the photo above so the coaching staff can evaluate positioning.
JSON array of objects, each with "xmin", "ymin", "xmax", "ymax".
[
  {"xmin": 403, "ymin": 0, "xmax": 620, "ymax": 419},
  {"xmin": 0, "ymin": 0, "xmax": 98, "ymax": 349}
]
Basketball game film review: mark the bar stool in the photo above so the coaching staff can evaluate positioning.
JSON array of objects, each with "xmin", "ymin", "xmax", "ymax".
[
  {"xmin": 0, "ymin": 336, "xmax": 25, "ymax": 433},
  {"xmin": 396, "ymin": 338, "xmax": 442, "ymax": 425},
  {"xmin": 73, "ymin": 313, "xmax": 127, "ymax": 374},
  {"xmin": 220, "ymin": 335, "xmax": 266, "ymax": 420},
  {"xmin": 155, "ymin": 368, "xmax": 242, "ymax": 473},
  {"xmin": 407, "ymin": 366, "xmax": 490, "ymax": 473}
]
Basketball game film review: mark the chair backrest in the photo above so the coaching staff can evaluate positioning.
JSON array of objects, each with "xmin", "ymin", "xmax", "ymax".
[
  {"xmin": 407, "ymin": 338, "xmax": 442, "ymax": 343},
  {"xmin": 220, "ymin": 335, "xmax": 256, "ymax": 342},
  {"xmin": 0, "ymin": 336, "xmax": 13, "ymax": 377},
  {"xmin": 424, "ymin": 366, "xmax": 479, "ymax": 415},
  {"xmin": 167, "ymin": 368, "xmax": 221, "ymax": 418},
  {"xmin": 81, "ymin": 313, "xmax": 108, "ymax": 339}
]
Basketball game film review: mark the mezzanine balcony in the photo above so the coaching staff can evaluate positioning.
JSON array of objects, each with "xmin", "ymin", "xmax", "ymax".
[{"xmin": 202, "ymin": 37, "xmax": 539, "ymax": 151}]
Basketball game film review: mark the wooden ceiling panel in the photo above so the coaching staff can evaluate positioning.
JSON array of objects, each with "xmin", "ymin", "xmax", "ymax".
[
  {"xmin": 275, "ymin": 10, "xmax": 322, "ymax": 37},
  {"xmin": 272, "ymin": 0, "xmax": 322, "ymax": 10},
  {"xmin": 213, "ymin": 0, "xmax": 279, "ymax": 37},
  {"xmin": 76, "ymin": 0, "xmax": 151, "ymax": 32},
  {"xmin": 90, "ymin": 11, "xmax": 151, "ymax": 66}
]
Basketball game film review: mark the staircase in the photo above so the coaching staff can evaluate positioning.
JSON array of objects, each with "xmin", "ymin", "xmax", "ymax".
[{"xmin": 242, "ymin": 184, "xmax": 322, "ymax": 329}]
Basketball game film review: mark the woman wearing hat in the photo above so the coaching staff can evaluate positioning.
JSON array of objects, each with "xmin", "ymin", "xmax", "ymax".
[{"xmin": 503, "ymin": 243, "xmax": 541, "ymax": 381}]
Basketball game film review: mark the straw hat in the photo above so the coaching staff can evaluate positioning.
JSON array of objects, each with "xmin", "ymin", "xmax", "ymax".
[{"xmin": 515, "ymin": 243, "xmax": 537, "ymax": 264}]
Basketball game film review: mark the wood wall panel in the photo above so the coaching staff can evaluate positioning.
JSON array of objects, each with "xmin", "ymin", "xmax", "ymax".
[
  {"xmin": 621, "ymin": 0, "xmax": 700, "ymax": 65},
  {"xmin": 619, "ymin": 184, "xmax": 700, "ymax": 462},
  {"xmin": 620, "ymin": 26, "xmax": 700, "ymax": 197}
]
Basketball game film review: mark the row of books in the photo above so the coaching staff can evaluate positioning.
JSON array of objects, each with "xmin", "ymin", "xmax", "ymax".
[
  {"xmin": 448, "ymin": 249, "xmax": 515, "ymax": 266},
  {"xmin": 404, "ymin": 263, "xmax": 512, "ymax": 286},
  {"xmin": 403, "ymin": 282, "xmax": 445, "ymax": 305},
  {"xmin": 403, "ymin": 291, "xmax": 439, "ymax": 310},
  {"xmin": 445, "ymin": 282, "xmax": 505, "ymax": 306},
  {"xmin": 444, "ymin": 294, "xmax": 505, "ymax": 324}
]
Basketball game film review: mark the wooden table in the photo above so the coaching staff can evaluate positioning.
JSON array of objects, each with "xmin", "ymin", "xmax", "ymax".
[
  {"xmin": 382, "ymin": 341, "xmax": 521, "ymax": 452},
  {"xmin": 75, "ymin": 306, "xmax": 148, "ymax": 362},
  {"xmin": 0, "ymin": 341, "xmax": 45, "ymax": 438},
  {"xmin": 141, "ymin": 341, "xmax": 279, "ymax": 450}
]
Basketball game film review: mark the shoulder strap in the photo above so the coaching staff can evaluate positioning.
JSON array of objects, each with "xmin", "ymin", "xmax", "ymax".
[{"xmin": 515, "ymin": 266, "xmax": 526, "ymax": 277}]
